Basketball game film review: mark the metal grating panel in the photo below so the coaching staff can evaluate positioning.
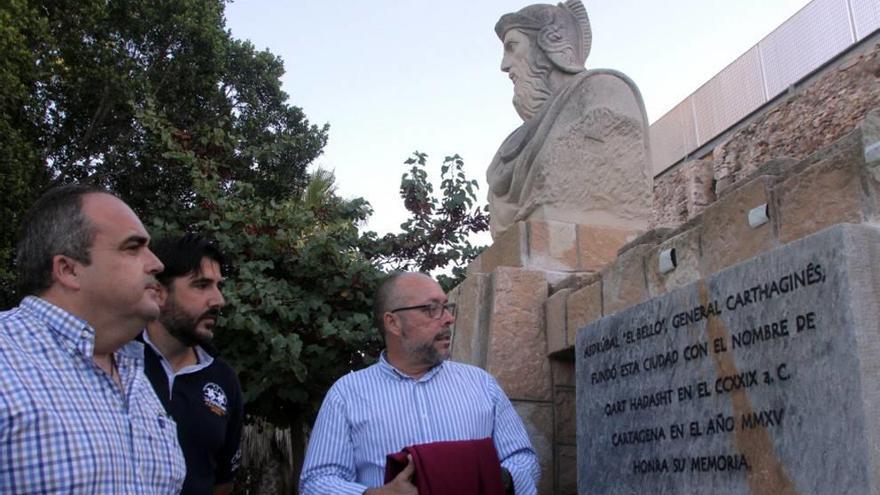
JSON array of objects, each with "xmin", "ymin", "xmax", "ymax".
[
  {"xmin": 759, "ymin": 0, "xmax": 854, "ymax": 99},
  {"xmin": 650, "ymin": 98, "xmax": 698, "ymax": 175},
  {"xmin": 691, "ymin": 46, "xmax": 767, "ymax": 146},
  {"xmin": 850, "ymin": 0, "xmax": 880, "ymax": 39},
  {"xmin": 648, "ymin": 0, "xmax": 871, "ymax": 176}
]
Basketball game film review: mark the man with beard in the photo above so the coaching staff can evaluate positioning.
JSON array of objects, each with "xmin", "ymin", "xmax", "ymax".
[
  {"xmin": 487, "ymin": 0, "xmax": 652, "ymax": 238},
  {"xmin": 143, "ymin": 234, "xmax": 243, "ymax": 495},
  {"xmin": 300, "ymin": 272, "xmax": 539, "ymax": 495}
]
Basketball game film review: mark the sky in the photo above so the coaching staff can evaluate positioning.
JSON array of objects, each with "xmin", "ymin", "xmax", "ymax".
[{"xmin": 224, "ymin": 0, "xmax": 812, "ymax": 235}]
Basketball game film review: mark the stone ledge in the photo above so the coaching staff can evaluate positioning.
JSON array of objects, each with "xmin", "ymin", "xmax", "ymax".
[{"xmin": 467, "ymin": 220, "xmax": 642, "ymax": 275}]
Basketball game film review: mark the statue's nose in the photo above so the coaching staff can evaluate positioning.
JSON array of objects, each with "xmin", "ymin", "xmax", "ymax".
[{"xmin": 500, "ymin": 55, "xmax": 511, "ymax": 72}]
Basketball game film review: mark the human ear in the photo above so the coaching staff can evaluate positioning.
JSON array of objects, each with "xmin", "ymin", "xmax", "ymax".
[
  {"xmin": 384, "ymin": 312, "xmax": 403, "ymax": 338},
  {"xmin": 51, "ymin": 255, "xmax": 81, "ymax": 290},
  {"xmin": 156, "ymin": 285, "xmax": 169, "ymax": 308}
]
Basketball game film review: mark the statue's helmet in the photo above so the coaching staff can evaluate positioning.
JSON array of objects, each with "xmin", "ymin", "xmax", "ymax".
[{"xmin": 495, "ymin": 0, "xmax": 591, "ymax": 74}]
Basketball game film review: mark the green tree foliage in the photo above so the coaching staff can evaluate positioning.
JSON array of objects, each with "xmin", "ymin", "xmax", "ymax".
[
  {"xmin": 361, "ymin": 152, "xmax": 489, "ymax": 291},
  {"xmin": 0, "ymin": 0, "xmax": 52, "ymax": 307},
  {"xmin": 146, "ymin": 143, "xmax": 487, "ymax": 427},
  {"xmin": 0, "ymin": 0, "xmax": 488, "ymax": 429},
  {"xmin": 150, "ymin": 155, "xmax": 383, "ymax": 426},
  {"xmin": 0, "ymin": 0, "xmax": 327, "ymax": 220},
  {"xmin": 0, "ymin": 0, "xmax": 328, "ymax": 303}
]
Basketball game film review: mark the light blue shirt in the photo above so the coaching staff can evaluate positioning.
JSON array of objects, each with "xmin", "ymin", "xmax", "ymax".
[
  {"xmin": 300, "ymin": 353, "xmax": 540, "ymax": 494},
  {"xmin": 0, "ymin": 296, "xmax": 186, "ymax": 494}
]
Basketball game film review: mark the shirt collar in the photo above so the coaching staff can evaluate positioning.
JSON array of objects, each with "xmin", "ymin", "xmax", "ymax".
[
  {"xmin": 377, "ymin": 350, "xmax": 445, "ymax": 382},
  {"xmin": 142, "ymin": 330, "xmax": 214, "ymax": 377},
  {"xmin": 20, "ymin": 295, "xmax": 145, "ymax": 364},
  {"xmin": 22, "ymin": 295, "xmax": 95, "ymax": 358}
]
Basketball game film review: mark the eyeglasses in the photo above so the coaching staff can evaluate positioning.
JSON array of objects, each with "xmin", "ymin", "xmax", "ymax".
[{"xmin": 389, "ymin": 301, "xmax": 456, "ymax": 319}]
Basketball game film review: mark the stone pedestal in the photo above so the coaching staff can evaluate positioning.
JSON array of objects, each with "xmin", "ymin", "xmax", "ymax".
[
  {"xmin": 468, "ymin": 220, "xmax": 640, "ymax": 278},
  {"xmin": 449, "ymin": 219, "xmax": 639, "ymax": 494}
]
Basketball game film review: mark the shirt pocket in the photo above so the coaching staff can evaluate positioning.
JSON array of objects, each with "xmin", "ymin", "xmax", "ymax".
[{"xmin": 129, "ymin": 393, "xmax": 186, "ymax": 492}]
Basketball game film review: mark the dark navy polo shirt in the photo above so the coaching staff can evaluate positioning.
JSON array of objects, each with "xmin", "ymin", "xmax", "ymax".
[{"xmin": 142, "ymin": 333, "xmax": 244, "ymax": 495}]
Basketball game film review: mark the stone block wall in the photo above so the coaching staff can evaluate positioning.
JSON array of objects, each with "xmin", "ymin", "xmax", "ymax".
[
  {"xmin": 551, "ymin": 361, "xmax": 576, "ymax": 495},
  {"xmin": 652, "ymin": 41, "xmax": 880, "ymax": 229},
  {"xmin": 652, "ymin": 159, "xmax": 716, "ymax": 228},
  {"xmin": 449, "ymin": 218, "xmax": 639, "ymax": 494},
  {"xmin": 713, "ymin": 42, "xmax": 880, "ymax": 193},
  {"xmin": 552, "ymin": 113, "xmax": 880, "ymax": 355},
  {"xmin": 449, "ymin": 111, "xmax": 880, "ymax": 491},
  {"xmin": 467, "ymin": 220, "xmax": 641, "ymax": 279},
  {"xmin": 535, "ymin": 112, "xmax": 879, "ymax": 492}
]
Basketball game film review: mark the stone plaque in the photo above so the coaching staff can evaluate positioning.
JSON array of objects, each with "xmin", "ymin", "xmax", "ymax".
[{"xmin": 576, "ymin": 224, "xmax": 880, "ymax": 494}]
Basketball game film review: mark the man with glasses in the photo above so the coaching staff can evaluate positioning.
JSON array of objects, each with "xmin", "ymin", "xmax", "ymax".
[{"xmin": 300, "ymin": 272, "xmax": 540, "ymax": 495}]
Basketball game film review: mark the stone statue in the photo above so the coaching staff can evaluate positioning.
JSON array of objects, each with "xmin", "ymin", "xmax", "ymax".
[{"xmin": 488, "ymin": 0, "xmax": 652, "ymax": 238}]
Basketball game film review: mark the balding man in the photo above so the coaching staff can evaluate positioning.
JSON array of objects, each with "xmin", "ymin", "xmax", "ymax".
[
  {"xmin": 300, "ymin": 272, "xmax": 539, "ymax": 495},
  {"xmin": 0, "ymin": 185, "xmax": 185, "ymax": 493}
]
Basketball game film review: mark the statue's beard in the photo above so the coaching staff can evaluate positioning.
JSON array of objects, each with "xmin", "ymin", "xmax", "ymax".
[{"xmin": 512, "ymin": 66, "xmax": 552, "ymax": 121}]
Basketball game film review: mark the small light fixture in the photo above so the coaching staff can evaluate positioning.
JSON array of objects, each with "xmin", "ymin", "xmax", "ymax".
[
  {"xmin": 659, "ymin": 248, "xmax": 677, "ymax": 274},
  {"xmin": 748, "ymin": 203, "xmax": 769, "ymax": 228},
  {"xmin": 864, "ymin": 139, "xmax": 880, "ymax": 164}
]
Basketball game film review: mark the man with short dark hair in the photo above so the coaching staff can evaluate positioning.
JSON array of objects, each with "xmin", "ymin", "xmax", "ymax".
[
  {"xmin": 0, "ymin": 184, "xmax": 186, "ymax": 493},
  {"xmin": 143, "ymin": 233, "xmax": 244, "ymax": 495},
  {"xmin": 300, "ymin": 272, "xmax": 540, "ymax": 494}
]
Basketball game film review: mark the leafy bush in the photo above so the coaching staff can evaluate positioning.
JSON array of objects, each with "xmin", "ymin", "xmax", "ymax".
[{"xmin": 361, "ymin": 152, "xmax": 489, "ymax": 291}]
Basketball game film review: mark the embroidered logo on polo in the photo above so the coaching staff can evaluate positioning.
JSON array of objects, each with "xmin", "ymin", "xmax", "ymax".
[{"xmin": 202, "ymin": 382, "xmax": 228, "ymax": 416}]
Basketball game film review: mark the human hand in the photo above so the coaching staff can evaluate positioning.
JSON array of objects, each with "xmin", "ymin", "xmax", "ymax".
[{"xmin": 364, "ymin": 455, "xmax": 417, "ymax": 495}]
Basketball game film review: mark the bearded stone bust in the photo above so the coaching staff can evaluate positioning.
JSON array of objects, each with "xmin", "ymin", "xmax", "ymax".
[{"xmin": 487, "ymin": 0, "xmax": 652, "ymax": 239}]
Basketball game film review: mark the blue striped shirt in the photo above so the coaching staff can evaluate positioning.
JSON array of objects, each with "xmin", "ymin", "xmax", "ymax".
[
  {"xmin": 0, "ymin": 297, "xmax": 186, "ymax": 494},
  {"xmin": 300, "ymin": 353, "xmax": 540, "ymax": 494}
]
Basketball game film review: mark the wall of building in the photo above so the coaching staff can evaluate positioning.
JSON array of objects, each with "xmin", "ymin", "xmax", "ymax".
[
  {"xmin": 653, "ymin": 40, "xmax": 880, "ymax": 229},
  {"xmin": 649, "ymin": 0, "xmax": 880, "ymax": 175}
]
